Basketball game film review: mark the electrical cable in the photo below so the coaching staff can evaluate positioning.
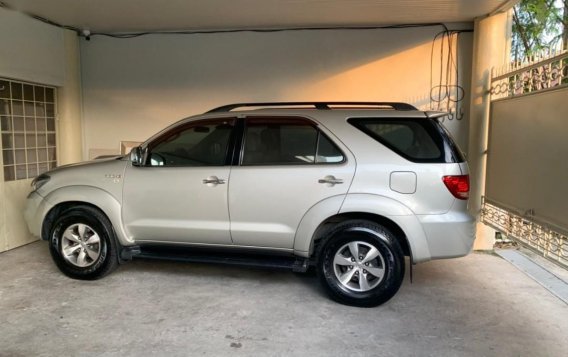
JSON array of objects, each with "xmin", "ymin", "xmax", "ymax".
[
  {"xmin": 94, "ymin": 23, "xmax": 444, "ymax": 39},
  {"xmin": 429, "ymin": 28, "xmax": 472, "ymax": 120}
]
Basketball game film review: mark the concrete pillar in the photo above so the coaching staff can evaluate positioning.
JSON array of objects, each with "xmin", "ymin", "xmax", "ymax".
[
  {"xmin": 57, "ymin": 29, "xmax": 83, "ymax": 165},
  {"xmin": 468, "ymin": 11, "xmax": 512, "ymax": 249}
]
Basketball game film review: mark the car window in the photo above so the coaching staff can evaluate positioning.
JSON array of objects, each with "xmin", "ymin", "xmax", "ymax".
[
  {"xmin": 316, "ymin": 134, "xmax": 344, "ymax": 163},
  {"xmin": 349, "ymin": 119, "xmax": 443, "ymax": 161},
  {"xmin": 242, "ymin": 118, "xmax": 344, "ymax": 165},
  {"xmin": 147, "ymin": 120, "xmax": 234, "ymax": 166}
]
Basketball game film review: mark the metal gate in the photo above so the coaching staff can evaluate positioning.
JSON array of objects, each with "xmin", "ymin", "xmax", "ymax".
[{"xmin": 482, "ymin": 51, "xmax": 568, "ymax": 268}]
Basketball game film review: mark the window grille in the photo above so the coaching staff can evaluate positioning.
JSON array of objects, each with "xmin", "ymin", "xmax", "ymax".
[{"xmin": 0, "ymin": 78, "xmax": 57, "ymax": 181}]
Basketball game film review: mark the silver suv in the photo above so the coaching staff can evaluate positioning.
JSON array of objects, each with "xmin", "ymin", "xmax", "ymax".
[{"xmin": 25, "ymin": 102, "xmax": 475, "ymax": 307}]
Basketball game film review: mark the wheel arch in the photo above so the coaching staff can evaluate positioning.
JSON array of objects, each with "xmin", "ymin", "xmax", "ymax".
[
  {"xmin": 43, "ymin": 201, "xmax": 106, "ymax": 240},
  {"xmin": 293, "ymin": 193, "xmax": 432, "ymax": 263},
  {"xmin": 40, "ymin": 186, "xmax": 132, "ymax": 247},
  {"xmin": 309, "ymin": 213, "xmax": 411, "ymax": 259}
]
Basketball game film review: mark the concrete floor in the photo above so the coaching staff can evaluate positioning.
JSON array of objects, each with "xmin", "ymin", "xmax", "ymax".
[{"xmin": 1, "ymin": 242, "xmax": 567, "ymax": 357}]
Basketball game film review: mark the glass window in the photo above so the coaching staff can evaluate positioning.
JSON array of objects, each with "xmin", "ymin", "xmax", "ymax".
[
  {"xmin": 316, "ymin": 133, "xmax": 344, "ymax": 163},
  {"xmin": 147, "ymin": 120, "xmax": 234, "ymax": 167},
  {"xmin": 349, "ymin": 119, "xmax": 443, "ymax": 161},
  {"xmin": 0, "ymin": 80, "xmax": 10, "ymax": 98},
  {"xmin": 10, "ymin": 82, "xmax": 22, "ymax": 100},
  {"xmin": 1, "ymin": 78, "xmax": 56, "ymax": 182},
  {"xmin": 242, "ymin": 118, "xmax": 344, "ymax": 165},
  {"xmin": 0, "ymin": 99, "xmax": 10, "ymax": 115}
]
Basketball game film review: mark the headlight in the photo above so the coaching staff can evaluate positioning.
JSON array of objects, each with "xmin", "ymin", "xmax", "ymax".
[{"xmin": 31, "ymin": 174, "xmax": 50, "ymax": 191}]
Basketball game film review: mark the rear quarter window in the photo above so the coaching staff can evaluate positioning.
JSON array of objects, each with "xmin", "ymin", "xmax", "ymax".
[{"xmin": 348, "ymin": 118, "xmax": 464, "ymax": 163}]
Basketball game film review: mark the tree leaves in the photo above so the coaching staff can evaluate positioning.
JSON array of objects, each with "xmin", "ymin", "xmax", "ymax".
[{"xmin": 512, "ymin": 0, "xmax": 567, "ymax": 61}]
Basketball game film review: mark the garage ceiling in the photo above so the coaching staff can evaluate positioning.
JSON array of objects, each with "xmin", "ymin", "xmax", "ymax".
[{"xmin": 3, "ymin": 0, "xmax": 516, "ymax": 33}]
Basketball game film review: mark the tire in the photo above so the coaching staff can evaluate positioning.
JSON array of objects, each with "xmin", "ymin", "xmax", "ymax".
[
  {"xmin": 317, "ymin": 220, "xmax": 405, "ymax": 307},
  {"xmin": 49, "ymin": 205, "xmax": 119, "ymax": 280}
]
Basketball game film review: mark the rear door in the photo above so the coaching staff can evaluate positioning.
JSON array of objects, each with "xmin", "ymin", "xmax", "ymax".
[{"xmin": 228, "ymin": 117, "xmax": 356, "ymax": 249}]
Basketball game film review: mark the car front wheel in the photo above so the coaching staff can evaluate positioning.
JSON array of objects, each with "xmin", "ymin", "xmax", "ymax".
[
  {"xmin": 49, "ymin": 205, "xmax": 119, "ymax": 280},
  {"xmin": 317, "ymin": 220, "xmax": 405, "ymax": 307}
]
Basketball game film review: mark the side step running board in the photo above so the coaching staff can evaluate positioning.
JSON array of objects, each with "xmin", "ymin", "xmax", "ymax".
[{"xmin": 120, "ymin": 245, "xmax": 309, "ymax": 272}]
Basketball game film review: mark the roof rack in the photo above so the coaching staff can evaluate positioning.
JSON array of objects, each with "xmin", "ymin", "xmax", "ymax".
[{"xmin": 205, "ymin": 102, "xmax": 418, "ymax": 113}]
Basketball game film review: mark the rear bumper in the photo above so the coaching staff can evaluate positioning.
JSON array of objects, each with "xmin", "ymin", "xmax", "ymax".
[{"xmin": 417, "ymin": 210, "xmax": 476, "ymax": 260}]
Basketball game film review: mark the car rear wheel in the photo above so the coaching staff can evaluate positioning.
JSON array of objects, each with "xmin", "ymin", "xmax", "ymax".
[
  {"xmin": 49, "ymin": 205, "xmax": 119, "ymax": 280},
  {"xmin": 317, "ymin": 220, "xmax": 405, "ymax": 307}
]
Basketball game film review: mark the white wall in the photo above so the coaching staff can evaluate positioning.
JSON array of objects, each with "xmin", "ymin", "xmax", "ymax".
[
  {"xmin": 0, "ymin": 8, "xmax": 82, "ymax": 252},
  {"xmin": 80, "ymin": 25, "xmax": 473, "ymax": 159}
]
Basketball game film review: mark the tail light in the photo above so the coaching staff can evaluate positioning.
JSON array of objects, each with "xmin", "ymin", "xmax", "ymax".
[{"xmin": 442, "ymin": 175, "xmax": 469, "ymax": 200}]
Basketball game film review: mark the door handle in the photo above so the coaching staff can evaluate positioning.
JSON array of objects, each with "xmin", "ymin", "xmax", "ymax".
[
  {"xmin": 202, "ymin": 176, "xmax": 226, "ymax": 185},
  {"xmin": 318, "ymin": 175, "xmax": 343, "ymax": 185}
]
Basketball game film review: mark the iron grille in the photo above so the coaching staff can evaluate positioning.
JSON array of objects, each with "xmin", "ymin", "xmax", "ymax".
[
  {"xmin": 482, "ymin": 198, "xmax": 568, "ymax": 269},
  {"xmin": 490, "ymin": 50, "xmax": 568, "ymax": 100}
]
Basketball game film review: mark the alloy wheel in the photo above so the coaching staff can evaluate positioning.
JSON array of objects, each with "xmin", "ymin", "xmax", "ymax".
[
  {"xmin": 60, "ymin": 223, "xmax": 102, "ymax": 268},
  {"xmin": 333, "ymin": 241, "xmax": 386, "ymax": 292}
]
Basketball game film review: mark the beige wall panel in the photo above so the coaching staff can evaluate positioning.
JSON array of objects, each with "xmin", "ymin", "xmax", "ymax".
[
  {"xmin": 466, "ymin": 11, "xmax": 512, "ymax": 249},
  {"xmin": 0, "ymin": 179, "xmax": 6, "ymax": 251},
  {"xmin": 467, "ymin": 11, "xmax": 511, "ymax": 216},
  {"xmin": 57, "ymin": 30, "xmax": 84, "ymax": 166},
  {"xmin": 3, "ymin": 179, "xmax": 36, "ymax": 250}
]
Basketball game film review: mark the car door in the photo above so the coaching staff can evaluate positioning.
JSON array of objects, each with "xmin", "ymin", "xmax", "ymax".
[
  {"xmin": 228, "ymin": 116, "xmax": 356, "ymax": 249},
  {"xmin": 122, "ymin": 118, "xmax": 235, "ymax": 244}
]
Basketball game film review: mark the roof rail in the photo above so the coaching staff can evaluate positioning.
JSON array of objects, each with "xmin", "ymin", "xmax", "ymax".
[{"xmin": 205, "ymin": 102, "xmax": 418, "ymax": 113}]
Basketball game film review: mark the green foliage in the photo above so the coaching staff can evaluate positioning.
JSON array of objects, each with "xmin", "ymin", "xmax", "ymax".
[{"xmin": 512, "ymin": 0, "xmax": 567, "ymax": 60}]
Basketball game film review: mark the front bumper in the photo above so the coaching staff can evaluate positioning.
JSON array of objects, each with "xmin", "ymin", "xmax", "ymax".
[{"xmin": 24, "ymin": 191, "xmax": 52, "ymax": 239}]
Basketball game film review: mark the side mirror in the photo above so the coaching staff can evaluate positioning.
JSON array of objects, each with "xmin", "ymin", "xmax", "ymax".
[{"xmin": 130, "ymin": 146, "xmax": 144, "ymax": 166}]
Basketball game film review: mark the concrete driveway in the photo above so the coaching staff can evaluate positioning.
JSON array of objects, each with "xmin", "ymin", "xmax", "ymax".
[{"xmin": 1, "ymin": 241, "xmax": 567, "ymax": 356}]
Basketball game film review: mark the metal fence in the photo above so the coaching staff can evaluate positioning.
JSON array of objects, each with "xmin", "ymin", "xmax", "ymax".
[
  {"xmin": 490, "ymin": 50, "xmax": 568, "ymax": 100},
  {"xmin": 482, "ymin": 198, "xmax": 568, "ymax": 269}
]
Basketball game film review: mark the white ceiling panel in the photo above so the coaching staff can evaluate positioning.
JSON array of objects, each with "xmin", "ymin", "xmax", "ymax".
[{"xmin": 3, "ymin": 0, "xmax": 516, "ymax": 33}]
